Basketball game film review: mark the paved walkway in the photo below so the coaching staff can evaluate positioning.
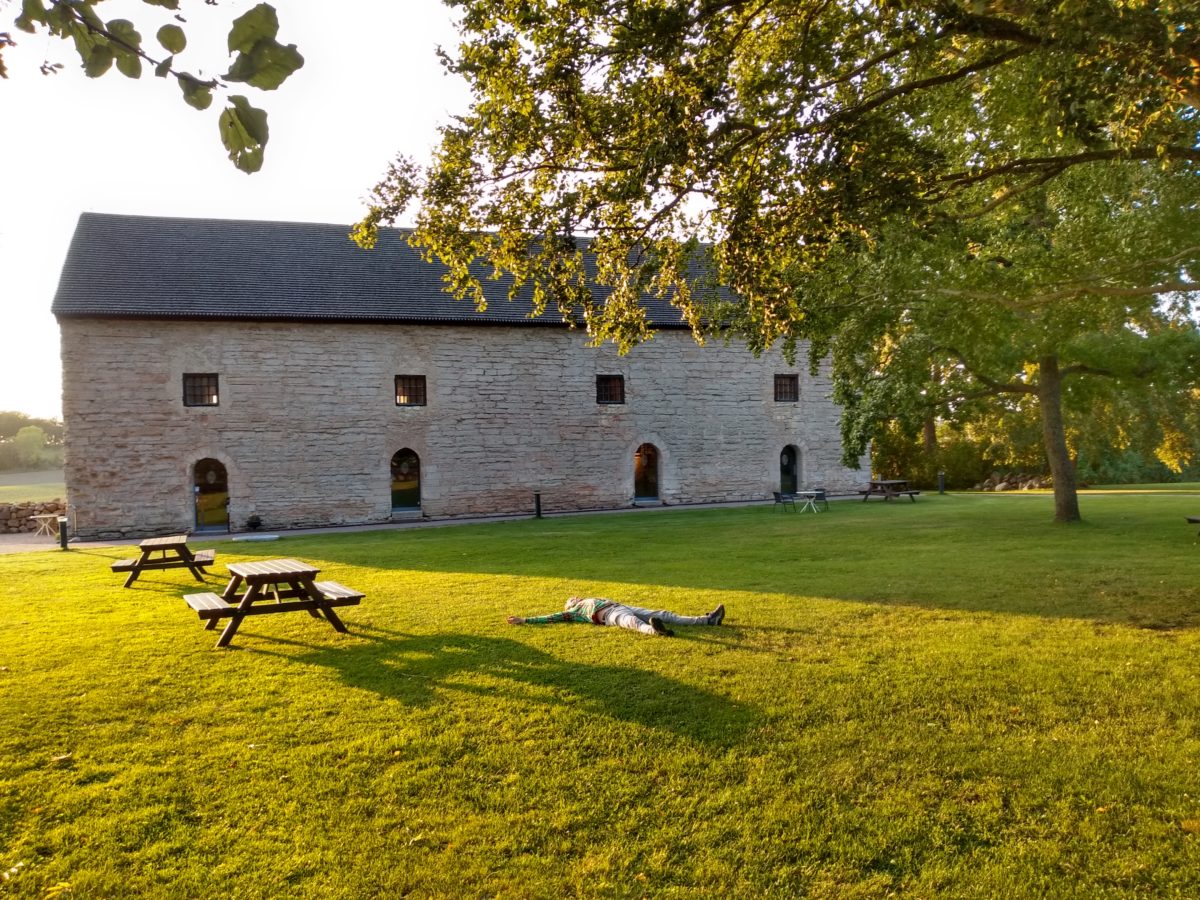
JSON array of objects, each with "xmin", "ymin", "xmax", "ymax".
[{"xmin": 0, "ymin": 531, "xmax": 80, "ymax": 554}]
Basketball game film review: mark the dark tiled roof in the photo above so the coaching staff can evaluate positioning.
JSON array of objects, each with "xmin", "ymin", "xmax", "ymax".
[{"xmin": 51, "ymin": 212, "xmax": 694, "ymax": 327}]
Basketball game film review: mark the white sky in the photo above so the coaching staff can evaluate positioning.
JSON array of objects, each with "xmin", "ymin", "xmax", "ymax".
[{"xmin": 1, "ymin": 0, "xmax": 468, "ymax": 420}]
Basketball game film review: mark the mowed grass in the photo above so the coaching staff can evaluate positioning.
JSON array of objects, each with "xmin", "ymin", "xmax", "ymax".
[
  {"xmin": 2, "ymin": 494, "xmax": 1200, "ymax": 897},
  {"xmin": 0, "ymin": 470, "xmax": 65, "ymax": 504},
  {"xmin": 1085, "ymin": 482, "xmax": 1200, "ymax": 493}
]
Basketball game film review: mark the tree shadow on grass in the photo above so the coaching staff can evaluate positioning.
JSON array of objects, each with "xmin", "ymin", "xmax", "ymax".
[
  {"xmin": 246, "ymin": 625, "xmax": 760, "ymax": 747},
  {"xmin": 264, "ymin": 500, "xmax": 1200, "ymax": 627}
]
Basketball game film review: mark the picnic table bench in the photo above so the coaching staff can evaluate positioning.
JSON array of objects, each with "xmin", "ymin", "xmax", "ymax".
[
  {"xmin": 184, "ymin": 558, "xmax": 363, "ymax": 648},
  {"xmin": 859, "ymin": 479, "xmax": 921, "ymax": 502},
  {"xmin": 111, "ymin": 535, "xmax": 215, "ymax": 587}
]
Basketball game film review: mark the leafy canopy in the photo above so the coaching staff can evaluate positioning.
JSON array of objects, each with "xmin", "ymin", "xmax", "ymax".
[{"xmin": 356, "ymin": 0, "xmax": 1199, "ymax": 350}]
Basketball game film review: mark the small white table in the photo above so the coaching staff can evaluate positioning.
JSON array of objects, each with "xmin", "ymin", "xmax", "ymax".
[
  {"xmin": 32, "ymin": 514, "xmax": 61, "ymax": 537},
  {"xmin": 794, "ymin": 491, "xmax": 821, "ymax": 513}
]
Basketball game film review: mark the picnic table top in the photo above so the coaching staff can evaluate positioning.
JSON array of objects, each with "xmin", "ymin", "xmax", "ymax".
[
  {"xmin": 139, "ymin": 534, "xmax": 191, "ymax": 550},
  {"xmin": 226, "ymin": 558, "xmax": 321, "ymax": 579}
]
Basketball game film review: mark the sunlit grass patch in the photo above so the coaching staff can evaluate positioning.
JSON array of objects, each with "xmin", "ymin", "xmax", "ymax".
[
  {"xmin": 1, "ymin": 493, "xmax": 1199, "ymax": 896},
  {"xmin": 0, "ymin": 468, "xmax": 65, "ymax": 503}
]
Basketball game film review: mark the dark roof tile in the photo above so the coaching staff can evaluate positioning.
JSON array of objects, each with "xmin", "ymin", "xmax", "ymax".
[{"xmin": 51, "ymin": 212, "xmax": 694, "ymax": 327}]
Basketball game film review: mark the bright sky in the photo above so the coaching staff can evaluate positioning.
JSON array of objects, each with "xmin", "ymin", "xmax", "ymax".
[{"xmin": 2, "ymin": 0, "xmax": 467, "ymax": 420}]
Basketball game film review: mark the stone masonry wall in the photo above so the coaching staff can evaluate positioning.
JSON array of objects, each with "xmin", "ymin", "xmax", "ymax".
[
  {"xmin": 1, "ymin": 500, "xmax": 68, "ymax": 534},
  {"xmin": 60, "ymin": 319, "xmax": 867, "ymax": 538}
]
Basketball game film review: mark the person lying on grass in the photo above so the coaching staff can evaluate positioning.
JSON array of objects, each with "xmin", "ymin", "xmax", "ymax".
[{"xmin": 506, "ymin": 596, "xmax": 725, "ymax": 637}]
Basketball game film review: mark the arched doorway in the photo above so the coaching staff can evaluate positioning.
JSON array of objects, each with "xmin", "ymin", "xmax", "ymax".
[
  {"xmin": 193, "ymin": 458, "xmax": 229, "ymax": 531},
  {"xmin": 780, "ymin": 445, "xmax": 799, "ymax": 494},
  {"xmin": 634, "ymin": 443, "xmax": 659, "ymax": 500},
  {"xmin": 390, "ymin": 449, "xmax": 421, "ymax": 511}
]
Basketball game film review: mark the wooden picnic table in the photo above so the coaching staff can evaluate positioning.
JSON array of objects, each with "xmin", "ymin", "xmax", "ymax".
[
  {"xmin": 183, "ymin": 558, "xmax": 363, "ymax": 648},
  {"xmin": 111, "ymin": 534, "xmax": 215, "ymax": 587},
  {"xmin": 860, "ymin": 479, "xmax": 921, "ymax": 502}
]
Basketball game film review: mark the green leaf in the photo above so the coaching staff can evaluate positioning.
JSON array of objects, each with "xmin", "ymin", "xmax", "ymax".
[
  {"xmin": 223, "ymin": 3, "xmax": 302, "ymax": 91},
  {"xmin": 177, "ymin": 73, "xmax": 213, "ymax": 110},
  {"xmin": 83, "ymin": 43, "xmax": 113, "ymax": 78},
  {"xmin": 224, "ymin": 38, "xmax": 303, "ymax": 90},
  {"xmin": 75, "ymin": 2, "xmax": 105, "ymax": 34},
  {"xmin": 106, "ymin": 19, "xmax": 142, "ymax": 78},
  {"xmin": 154, "ymin": 55, "xmax": 173, "ymax": 78},
  {"xmin": 142, "ymin": 0, "xmax": 180, "ymax": 8},
  {"xmin": 115, "ymin": 51, "xmax": 141, "ymax": 78},
  {"xmin": 106, "ymin": 19, "xmax": 140, "ymax": 49},
  {"xmin": 156, "ymin": 24, "xmax": 186, "ymax": 55},
  {"xmin": 15, "ymin": 0, "xmax": 49, "ymax": 34},
  {"xmin": 219, "ymin": 95, "xmax": 269, "ymax": 173},
  {"xmin": 227, "ymin": 3, "xmax": 278, "ymax": 54}
]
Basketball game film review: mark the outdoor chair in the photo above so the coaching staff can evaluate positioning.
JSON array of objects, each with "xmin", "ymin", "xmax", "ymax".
[
  {"xmin": 812, "ymin": 488, "xmax": 829, "ymax": 512},
  {"xmin": 773, "ymin": 491, "xmax": 797, "ymax": 512}
]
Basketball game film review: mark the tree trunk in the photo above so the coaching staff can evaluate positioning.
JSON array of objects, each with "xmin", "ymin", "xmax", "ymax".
[
  {"xmin": 1036, "ymin": 354, "xmax": 1082, "ymax": 523},
  {"xmin": 923, "ymin": 364, "xmax": 940, "ymax": 453}
]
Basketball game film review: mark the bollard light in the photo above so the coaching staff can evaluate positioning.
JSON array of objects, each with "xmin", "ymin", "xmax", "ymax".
[
  {"xmin": 57, "ymin": 516, "xmax": 69, "ymax": 550},
  {"xmin": 937, "ymin": 471, "xmax": 946, "ymax": 495},
  {"xmin": 534, "ymin": 491, "xmax": 543, "ymax": 519}
]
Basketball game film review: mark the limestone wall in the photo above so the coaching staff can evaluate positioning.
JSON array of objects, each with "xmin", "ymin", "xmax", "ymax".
[
  {"xmin": 1, "ymin": 500, "xmax": 67, "ymax": 534},
  {"xmin": 59, "ymin": 319, "xmax": 867, "ymax": 538}
]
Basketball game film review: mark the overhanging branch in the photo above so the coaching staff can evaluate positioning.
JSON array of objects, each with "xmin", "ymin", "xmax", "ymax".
[{"xmin": 941, "ymin": 347, "xmax": 1038, "ymax": 395}]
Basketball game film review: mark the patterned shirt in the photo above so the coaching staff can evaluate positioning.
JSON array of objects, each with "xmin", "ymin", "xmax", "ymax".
[{"xmin": 523, "ymin": 596, "xmax": 615, "ymax": 625}]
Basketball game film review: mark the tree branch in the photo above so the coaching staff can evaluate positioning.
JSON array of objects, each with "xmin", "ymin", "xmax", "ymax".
[
  {"xmin": 938, "ymin": 146, "xmax": 1200, "ymax": 192},
  {"xmin": 1033, "ymin": 280, "xmax": 1200, "ymax": 303},
  {"xmin": 46, "ymin": 0, "xmax": 220, "ymax": 89},
  {"xmin": 953, "ymin": 164, "xmax": 1069, "ymax": 219},
  {"xmin": 941, "ymin": 347, "xmax": 1037, "ymax": 395},
  {"xmin": 831, "ymin": 46, "xmax": 1032, "ymax": 128}
]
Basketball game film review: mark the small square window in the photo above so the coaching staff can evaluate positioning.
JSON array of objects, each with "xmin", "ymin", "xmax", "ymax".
[
  {"xmin": 774, "ymin": 374, "xmax": 799, "ymax": 402},
  {"xmin": 395, "ymin": 375, "xmax": 427, "ymax": 407},
  {"xmin": 596, "ymin": 374, "xmax": 625, "ymax": 404},
  {"xmin": 183, "ymin": 373, "xmax": 220, "ymax": 407}
]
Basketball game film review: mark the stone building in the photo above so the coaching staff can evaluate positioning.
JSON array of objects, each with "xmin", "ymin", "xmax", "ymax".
[{"xmin": 53, "ymin": 213, "xmax": 865, "ymax": 539}]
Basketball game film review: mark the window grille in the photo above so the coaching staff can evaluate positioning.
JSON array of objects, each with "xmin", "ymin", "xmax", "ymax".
[
  {"xmin": 395, "ymin": 375, "xmax": 427, "ymax": 406},
  {"xmin": 774, "ymin": 374, "xmax": 799, "ymax": 402},
  {"xmin": 596, "ymin": 374, "xmax": 625, "ymax": 404},
  {"xmin": 183, "ymin": 373, "xmax": 220, "ymax": 407}
]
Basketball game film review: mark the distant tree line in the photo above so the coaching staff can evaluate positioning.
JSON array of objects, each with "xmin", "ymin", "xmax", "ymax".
[{"xmin": 0, "ymin": 412, "xmax": 64, "ymax": 472}]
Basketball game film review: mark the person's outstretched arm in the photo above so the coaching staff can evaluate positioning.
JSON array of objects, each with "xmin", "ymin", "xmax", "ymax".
[{"xmin": 507, "ymin": 611, "xmax": 576, "ymax": 625}]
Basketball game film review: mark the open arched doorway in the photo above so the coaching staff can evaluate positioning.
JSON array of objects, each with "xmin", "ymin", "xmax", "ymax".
[
  {"xmin": 390, "ymin": 449, "xmax": 421, "ymax": 511},
  {"xmin": 634, "ymin": 443, "xmax": 659, "ymax": 500},
  {"xmin": 193, "ymin": 458, "xmax": 229, "ymax": 531},
  {"xmin": 780, "ymin": 445, "xmax": 800, "ymax": 494}
]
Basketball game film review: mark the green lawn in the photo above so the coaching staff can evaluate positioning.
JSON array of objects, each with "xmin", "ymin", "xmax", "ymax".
[
  {"xmin": 2, "ymin": 494, "xmax": 1199, "ymax": 897},
  {"xmin": 0, "ymin": 469, "xmax": 65, "ymax": 504},
  {"xmin": 1085, "ymin": 482, "xmax": 1200, "ymax": 493}
]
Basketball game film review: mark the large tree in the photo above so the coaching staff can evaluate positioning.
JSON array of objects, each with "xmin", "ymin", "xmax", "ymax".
[
  {"xmin": 809, "ymin": 161, "xmax": 1200, "ymax": 520},
  {"xmin": 356, "ymin": 0, "xmax": 1200, "ymax": 521},
  {"xmin": 4, "ymin": 0, "xmax": 302, "ymax": 171}
]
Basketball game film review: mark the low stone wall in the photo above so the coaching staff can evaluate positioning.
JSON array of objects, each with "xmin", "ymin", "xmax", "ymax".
[
  {"xmin": 2, "ymin": 500, "xmax": 68, "ymax": 534},
  {"xmin": 973, "ymin": 472, "xmax": 1053, "ymax": 491}
]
